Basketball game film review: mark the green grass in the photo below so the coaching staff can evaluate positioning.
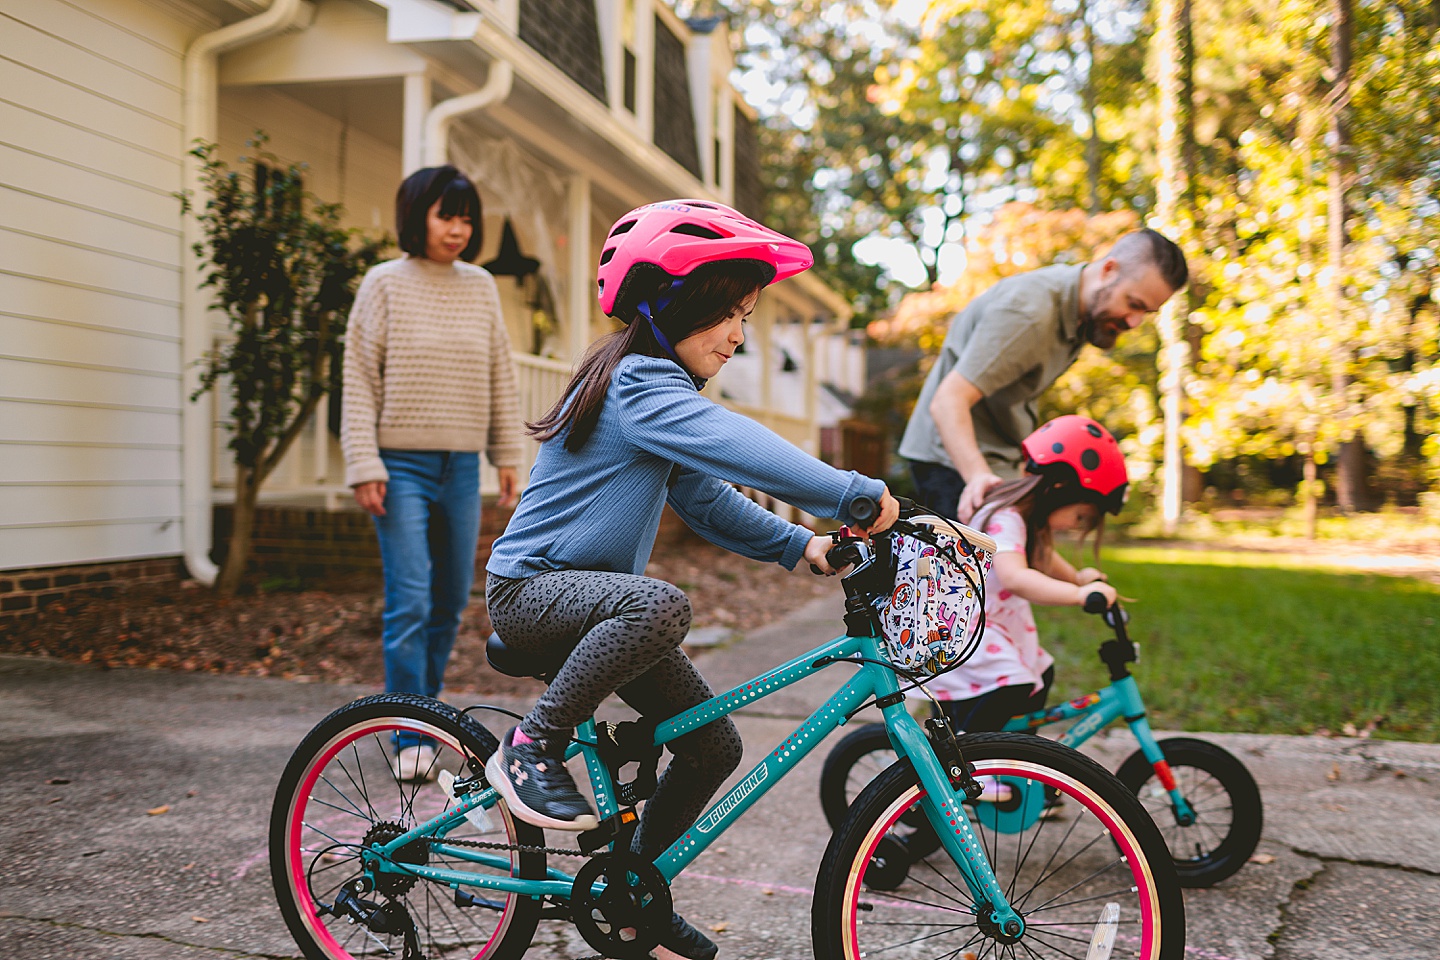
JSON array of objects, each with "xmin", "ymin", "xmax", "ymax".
[{"xmin": 1031, "ymin": 548, "xmax": 1440, "ymax": 742}]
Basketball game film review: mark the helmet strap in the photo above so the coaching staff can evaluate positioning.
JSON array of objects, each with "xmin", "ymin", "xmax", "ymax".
[{"xmin": 637, "ymin": 279, "xmax": 686, "ymax": 364}]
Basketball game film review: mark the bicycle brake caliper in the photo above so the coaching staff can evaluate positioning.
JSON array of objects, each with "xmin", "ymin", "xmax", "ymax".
[{"xmin": 925, "ymin": 717, "xmax": 983, "ymax": 801}]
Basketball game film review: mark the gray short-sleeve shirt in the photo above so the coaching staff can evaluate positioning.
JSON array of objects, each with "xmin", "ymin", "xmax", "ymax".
[{"xmin": 897, "ymin": 264, "xmax": 1084, "ymax": 478}]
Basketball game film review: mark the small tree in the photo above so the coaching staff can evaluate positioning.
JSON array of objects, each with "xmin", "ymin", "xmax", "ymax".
[{"xmin": 185, "ymin": 137, "xmax": 387, "ymax": 595}]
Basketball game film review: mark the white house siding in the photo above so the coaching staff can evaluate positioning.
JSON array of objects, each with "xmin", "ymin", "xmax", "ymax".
[{"xmin": 0, "ymin": 0, "xmax": 203, "ymax": 570}]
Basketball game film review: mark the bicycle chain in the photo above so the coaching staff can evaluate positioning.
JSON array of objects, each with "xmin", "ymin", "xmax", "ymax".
[{"xmin": 422, "ymin": 836, "xmax": 609, "ymax": 960}]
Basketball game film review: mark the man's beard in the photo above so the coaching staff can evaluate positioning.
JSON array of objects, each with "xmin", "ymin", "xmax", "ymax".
[{"xmin": 1080, "ymin": 280, "xmax": 1123, "ymax": 349}]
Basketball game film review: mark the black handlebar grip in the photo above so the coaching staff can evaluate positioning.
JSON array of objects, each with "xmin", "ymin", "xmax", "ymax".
[
  {"xmin": 848, "ymin": 495, "xmax": 879, "ymax": 527},
  {"xmin": 1083, "ymin": 591, "xmax": 1109, "ymax": 614}
]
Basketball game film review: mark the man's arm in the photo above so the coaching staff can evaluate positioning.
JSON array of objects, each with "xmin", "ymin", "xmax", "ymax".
[{"xmin": 929, "ymin": 370, "xmax": 1003, "ymax": 520}]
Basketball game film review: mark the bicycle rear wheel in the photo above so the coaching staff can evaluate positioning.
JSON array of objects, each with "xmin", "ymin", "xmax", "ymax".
[
  {"xmin": 812, "ymin": 732, "xmax": 1185, "ymax": 960},
  {"xmin": 270, "ymin": 694, "xmax": 544, "ymax": 960}
]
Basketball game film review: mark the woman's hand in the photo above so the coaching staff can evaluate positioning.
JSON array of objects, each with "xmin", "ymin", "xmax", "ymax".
[
  {"xmin": 497, "ymin": 467, "xmax": 520, "ymax": 509},
  {"xmin": 353, "ymin": 481, "xmax": 387, "ymax": 517},
  {"xmin": 1076, "ymin": 580, "xmax": 1118, "ymax": 607},
  {"xmin": 804, "ymin": 535, "xmax": 839, "ymax": 575},
  {"xmin": 1075, "ymin": 567, "xmax": 1108, "ymax": 585}
]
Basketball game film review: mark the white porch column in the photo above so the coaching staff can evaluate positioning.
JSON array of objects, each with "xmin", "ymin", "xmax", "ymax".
[
  {"xmin": 568, "ymin": 173, "xmax": 593, "ymax": 361},
  {"xmin": 402, "ymin": 72, "xmax": 431, "ymax": 175}
]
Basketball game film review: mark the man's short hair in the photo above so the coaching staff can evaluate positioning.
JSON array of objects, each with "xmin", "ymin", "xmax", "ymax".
[
  {"xmin": 1110, "ymin": 229, "xmax": 1188, "ymax": 291},
  {"xmin": 395, "ymin": 165, "xmax": 484, "ymax": 261}
]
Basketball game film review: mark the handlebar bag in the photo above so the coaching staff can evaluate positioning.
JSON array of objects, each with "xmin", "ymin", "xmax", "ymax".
[{"xmin": 878, "ymin": 515, "xmax": 996, "ymax": 677}]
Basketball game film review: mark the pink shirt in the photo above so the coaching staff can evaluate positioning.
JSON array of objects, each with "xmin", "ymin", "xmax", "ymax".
[{"xmin": 924, "ymin": 506, "xmax": 1054, "ymax": 701}]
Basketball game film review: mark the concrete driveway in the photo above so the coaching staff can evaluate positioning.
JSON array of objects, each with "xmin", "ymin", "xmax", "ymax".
[{"xmin": 3, "ymin": 593, "xmax": 1438, "ymax": 959}]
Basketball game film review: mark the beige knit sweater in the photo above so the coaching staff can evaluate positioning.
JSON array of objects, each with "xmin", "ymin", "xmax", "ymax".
[{"xmin": 341, "ymin": 256, "xmax": 524, "ymax": 487}]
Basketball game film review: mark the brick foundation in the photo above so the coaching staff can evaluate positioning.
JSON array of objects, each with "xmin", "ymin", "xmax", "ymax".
[{"xmin": 0, "ymin": 556, "xmax": 185, "ymax": 633}]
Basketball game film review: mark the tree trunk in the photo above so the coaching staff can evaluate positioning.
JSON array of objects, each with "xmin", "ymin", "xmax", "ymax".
[
  {"xmin": 1329, "ymin": 0, "xmax": 1362, "ymax": 512},
  {"xmin": 1302, "ymin": 453, "xmax": 1318, "ymax": 541},
  {"xmin": 1079, "ymin": 0, "xmax": 1102, "ymax": 214},
  {"xmin": 216, "ymin": 466, "xmax": 260, "ymax": 596},
  {"xmin": 1154, "ymin": 0, "xmax": 1189, "ymax": 532}
]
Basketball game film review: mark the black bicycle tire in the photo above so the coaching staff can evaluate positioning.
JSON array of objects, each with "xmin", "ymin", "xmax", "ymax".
[
  {"xmin": 812, "ymin": 731, "xmax": 1186, "ymax": 960},
  {"xmin": 269, "ymin": 693, "xmax": 545, "ymax": 960},
  {"xmin": 1115, "ymin": 736, "xmax": 1263, "ymax": 888}
]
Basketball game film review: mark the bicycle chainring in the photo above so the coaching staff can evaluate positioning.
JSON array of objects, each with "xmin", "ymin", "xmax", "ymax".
[{"xmin": 569, "ymin": 851, "xmax": 672, "ymax": 960}]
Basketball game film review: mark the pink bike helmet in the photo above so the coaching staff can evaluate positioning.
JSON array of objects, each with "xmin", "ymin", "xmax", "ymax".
[
  {"xmin": 1021, "ymin": 415, "xmax": 1129, "ymax": 514},
  {"xmin": 597, "ymin": 199, "xmax": 813, "ymax": 320}
]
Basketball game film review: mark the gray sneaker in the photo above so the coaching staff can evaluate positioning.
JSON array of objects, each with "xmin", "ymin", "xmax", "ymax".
[{"xmin": 484, "ymin": 727, "xmax": 598, "ymax": 831}]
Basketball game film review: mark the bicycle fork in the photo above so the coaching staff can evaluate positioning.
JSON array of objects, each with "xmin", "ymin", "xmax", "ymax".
[
  {"xmin": 1117, "ymin": 677, "xmax": 1198, "ymax": 826},
  {"xmin": 879, "ymin": 698, "xmax": 1027, "ymax": 939}
]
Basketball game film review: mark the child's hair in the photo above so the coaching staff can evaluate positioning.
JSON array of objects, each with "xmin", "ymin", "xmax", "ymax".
[
  {"xmin": 529, "ymin": 259, "xmax": 769, "ymax": 451},
  {"xmin": 972, "ymin": 473, "xmax": 1106, "ymax": 568}
]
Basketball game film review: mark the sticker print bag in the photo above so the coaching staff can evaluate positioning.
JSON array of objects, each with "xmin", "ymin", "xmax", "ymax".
[{"xmin": 879, "ymin": 515, "xmax": 997, "ymax": 677}]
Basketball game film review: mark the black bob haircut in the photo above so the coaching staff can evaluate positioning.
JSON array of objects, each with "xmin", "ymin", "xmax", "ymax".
[{"xmin": 395, "ymin": 165, "xmax": 483, "ymax": 262}]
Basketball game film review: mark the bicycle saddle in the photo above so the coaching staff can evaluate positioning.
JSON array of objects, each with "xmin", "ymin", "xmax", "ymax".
[{"xmin": 484, "ymin": 632, "xmax": 561, "ymax": 682}]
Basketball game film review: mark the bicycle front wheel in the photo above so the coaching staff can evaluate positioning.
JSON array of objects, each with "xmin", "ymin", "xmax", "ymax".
[
  {"xmin": 812, "ymin": 732, "xmax": 1185, "ymax": 960},
  {"xmin": 1116, "ymin": 736, "xmax": 1263, "ymax": 888},
  {"xmin": 270, "ymin": 694, "xmax": 545, "ymax": 960}
]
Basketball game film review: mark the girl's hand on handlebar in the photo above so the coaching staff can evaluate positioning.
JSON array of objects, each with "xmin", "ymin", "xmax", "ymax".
[
  {"xmin": 1075, "ymin": 567, "xmax": 1107, "ymax": 585},
  {"xmin": 805, "ymin": 535, "xmax": 839, "ymax": 575},
  {"xmin": 862, "ymin": 489, "xmax": 900, "ymax": 536},
  {"xmin": 1077, "ymin": 581, "xmax": 1118, "ymax": 608}
]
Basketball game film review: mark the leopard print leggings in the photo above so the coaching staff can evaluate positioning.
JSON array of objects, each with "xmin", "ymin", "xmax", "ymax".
[{"xmin": 486, "ymin": 570, "xmax": 744, "ymax": 860}]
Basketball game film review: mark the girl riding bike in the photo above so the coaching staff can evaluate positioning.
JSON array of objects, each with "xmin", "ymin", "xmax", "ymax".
[
  {"xmin": 923, "ymin": 415, "xmax": 1127, "ymax": 799},
  {"xmin": 482, "ymin": 199, "xmax": 899, "ymax": 960}
]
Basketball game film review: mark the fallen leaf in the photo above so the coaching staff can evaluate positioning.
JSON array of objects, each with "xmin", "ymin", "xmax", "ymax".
[
  {"xmin": 762, "ymin": 888, "xmax": 774, "ymax": 896},
  {"xmin": 48, "ymin": 797, "xmax": 63, "ymax": 804},
  {"xmin": 181, "ymin": 863, "xmax": 195, "ymax": 871},
  {"xmin": 709, "ymin": 922, "xmax": 728, "ymax": 933},
  {"xmin": 147, "ymin": 804, "xmax": 170, "ymax": 816},
  {"xmin": 46, "ymin": 778, "xmax": 71, "ymax": 785},
  {"xmin": 192, "ymin": 915, "xmax": 209, "ymax": 923},
  {"xmin": 1326, "ymin": 764, "xmax": 1341, "ymax": 782},
  {"xmin": 963, "ymin": 953, "xmax": 979, "ymax": 960},
  {"xmin": 1248, "ymin": 853, "xmax": 1277, "ymax": 864}
]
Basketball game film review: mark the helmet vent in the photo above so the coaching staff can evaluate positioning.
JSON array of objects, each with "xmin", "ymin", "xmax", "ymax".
[
  {"xmin": 609, "ymin": 220, "xmax": 638, "ymax": 238},
  {"xmin": 1081, "ymin": 449, "xmax": 1101, "ymax": 470},
  {"xmin": 599, "ymin": 247, "xmax": 616, "ymax": 266},
  {"xmin": 687, "ymin": 202, "xmax": 719, "ymax": 209},
  {"xmin": 670, "ymin": 223, "xmax": 725, "ymax": 240}
]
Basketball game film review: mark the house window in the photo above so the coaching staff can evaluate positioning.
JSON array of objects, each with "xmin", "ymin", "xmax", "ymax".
[{"xmin": 621, "ymin": 0, "xmax": 638, "ymax": 113}]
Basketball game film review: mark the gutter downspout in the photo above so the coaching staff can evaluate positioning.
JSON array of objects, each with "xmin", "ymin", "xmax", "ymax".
[
  {"xmin": 422, "ymin": 59, "xmax": 514, "ymax": 167},
  {"xmin": 181, "ymin": 0, "xmax": 313, "ymax": 585}
]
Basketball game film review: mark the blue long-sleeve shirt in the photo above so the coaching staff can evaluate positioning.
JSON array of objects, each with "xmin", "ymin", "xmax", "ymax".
[{"xmin": 486, "ymin": 354, "xmax": 886, "ymax": 579}]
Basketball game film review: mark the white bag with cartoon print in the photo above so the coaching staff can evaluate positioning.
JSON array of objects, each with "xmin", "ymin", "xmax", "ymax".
[{"xmin": 878, "ymin": 515, "xmax": 997, "ymax": 677}]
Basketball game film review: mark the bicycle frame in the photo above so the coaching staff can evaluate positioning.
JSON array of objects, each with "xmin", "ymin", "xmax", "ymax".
[
  {"xmin": 1004, "ymin": 673, "xmax": 1197, "ymax": 823},
  {"xmin": 364, "ymin": 631, "xmax": 1027, "ymax": 934}
]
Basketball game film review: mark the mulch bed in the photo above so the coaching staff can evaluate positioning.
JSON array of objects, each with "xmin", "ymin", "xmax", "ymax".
[{"xmin": 0, "ymin": 540, "xmax": 835, "ymax": 697}]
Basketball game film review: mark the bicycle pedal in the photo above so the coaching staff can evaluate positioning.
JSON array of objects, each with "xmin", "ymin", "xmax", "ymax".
[{"xmin": 577, "ymin": 807, "xmax": 640, "ymax": 856}]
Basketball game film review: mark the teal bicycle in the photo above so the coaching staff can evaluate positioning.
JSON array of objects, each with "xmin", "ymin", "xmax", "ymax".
[
  {"xmin": 269, "ymin": 500, "xmax": 1184, "ymax": 959},
  {"xmin": 818, "ymin": 597, "xmax": 1263, "ymax": 888}
]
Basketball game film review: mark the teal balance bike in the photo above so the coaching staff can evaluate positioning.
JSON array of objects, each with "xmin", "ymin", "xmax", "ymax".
[
  {"xmin": 269, "ymin": 499, "xmax": 1185, "ymax": 959},
  {"xmin": 819, "ymin": 596, "xmax": 1263, "ymax": 888}
]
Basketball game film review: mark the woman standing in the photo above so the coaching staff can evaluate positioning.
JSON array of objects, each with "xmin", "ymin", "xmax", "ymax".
[{"xmin": 342, "ymin": 165, "xmax": 523, "ymax": 781}]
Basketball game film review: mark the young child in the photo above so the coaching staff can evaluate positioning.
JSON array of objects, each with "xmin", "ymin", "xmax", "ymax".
[
  {"xmin": 483, "ymin": 199, "xmax": 899, "ymax": 960},
  {"xmin": 924, "ymin": 416, "xmax": 1127, "ymax": 798}
]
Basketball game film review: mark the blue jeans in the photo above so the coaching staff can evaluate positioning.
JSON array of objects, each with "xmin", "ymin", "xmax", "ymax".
[{"xmin": 373, "ymin": 450, "xmax": 481, "ymax": 746}]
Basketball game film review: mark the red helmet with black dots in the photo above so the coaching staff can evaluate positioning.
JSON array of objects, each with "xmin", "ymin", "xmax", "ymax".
[{"xmin": 1021, "ymin": 415, "xmax": 1129, "ymax": 515}]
